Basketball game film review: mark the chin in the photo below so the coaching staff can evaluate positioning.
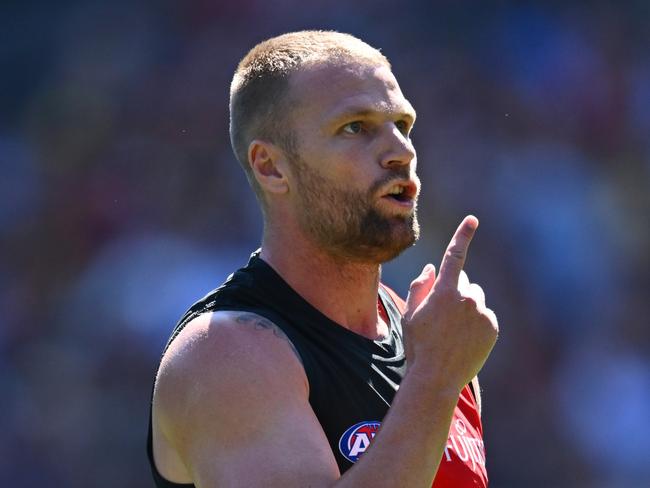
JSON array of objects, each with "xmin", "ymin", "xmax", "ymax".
[
  {"xmin": 353, "ymin": 220, "xmax": 419, "ymax": 264},
  {"xmin": 381, "ymin": 230, "xmax": 419, "ymax": 262}
]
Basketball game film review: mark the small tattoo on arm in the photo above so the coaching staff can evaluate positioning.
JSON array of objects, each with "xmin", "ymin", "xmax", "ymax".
[{"xmin": 233, "ymin": 313, "xmax": 303, "ymax": 366}]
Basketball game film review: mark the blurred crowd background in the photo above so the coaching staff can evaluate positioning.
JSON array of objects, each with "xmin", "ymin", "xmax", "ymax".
[{"xmin": 2, "ymin": 1, "xmax": 648, "ymax": 486}]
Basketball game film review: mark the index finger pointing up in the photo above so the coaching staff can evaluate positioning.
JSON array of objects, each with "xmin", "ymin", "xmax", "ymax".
[{"xmin": 437, "ymin": 215, "xmax": 479, "ymax": 288}]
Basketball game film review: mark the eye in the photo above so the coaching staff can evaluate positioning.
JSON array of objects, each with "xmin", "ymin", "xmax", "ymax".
[
  {"xmin": 342, "ymin": 121, "xmax": 363, "ymax": 135},
  {"xmin": 395, "ymin": 120, "xmax": 410, "ymax": 135}
]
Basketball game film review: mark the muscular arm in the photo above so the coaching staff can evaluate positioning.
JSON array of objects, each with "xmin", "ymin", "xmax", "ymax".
[
  {"xmin": 153, "ymin": 216, "xmax": 497, "ymax": 488},
  {"xmin": 153, "ymin": 310, "xmax": 339, "ymax": 487},
  {"xmin": 153, "ymin": 311, "xmax": 458, "ymax": 488}
]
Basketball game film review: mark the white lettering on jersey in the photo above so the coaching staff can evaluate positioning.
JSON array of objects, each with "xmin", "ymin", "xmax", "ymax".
[
  {"xmin": 442, "ymin": 418, "xmax": 486, "ymax": 472},
  {"xmin": 349, "ymin": 433, "xmax": 373, "ymax": 457}
]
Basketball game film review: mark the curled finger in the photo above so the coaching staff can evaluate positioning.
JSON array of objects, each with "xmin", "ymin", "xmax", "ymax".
[{"xmin": 468, "ymin": 283, "xmax": 486, "ymax": 308}]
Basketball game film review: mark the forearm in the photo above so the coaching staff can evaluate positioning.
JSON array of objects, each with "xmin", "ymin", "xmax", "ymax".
[{"xmin": 333, "ymin": 369, "xmax": 460, "ymax": 488}]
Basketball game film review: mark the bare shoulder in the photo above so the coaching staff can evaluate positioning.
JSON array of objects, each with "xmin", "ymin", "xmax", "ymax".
[
  {"xmin": 154, "ymin": 310, "xmax": 308, "ymax": 429},
  {"xmin": 152, "ymin": 311, "xmax": 338, "ymax": 486},
  {"xmin": 156, "ymin": 310, "xmax": 305, "ymax": 375}
]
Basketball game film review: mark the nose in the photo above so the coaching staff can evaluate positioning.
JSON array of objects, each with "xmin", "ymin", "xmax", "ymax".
[{"xmin": 379, "ymin": 124, "xmax": 416, "ymax": 169}]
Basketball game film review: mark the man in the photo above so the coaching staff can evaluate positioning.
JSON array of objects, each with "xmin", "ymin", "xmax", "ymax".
[{"xmin": 148, "ymin": 31, "xmax": 498, "ymax": 487}]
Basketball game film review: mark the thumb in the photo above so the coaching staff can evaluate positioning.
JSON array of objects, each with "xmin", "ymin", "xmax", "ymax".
[{"xmin": 405, "ymin": 264, "xmax": 436, "ymax": 318}]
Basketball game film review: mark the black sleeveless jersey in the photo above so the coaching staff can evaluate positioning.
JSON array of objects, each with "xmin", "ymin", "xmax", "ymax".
[{"xmin": 147, "ymin": 250, "xmax": 407, "ymax": 487}]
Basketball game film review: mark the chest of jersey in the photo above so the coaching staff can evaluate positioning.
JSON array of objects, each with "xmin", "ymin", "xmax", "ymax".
[
  {"xmin": 300, "ymin": 326, "xmax": 488, "ymax": 487},
  {"xmin": 162, "ymin": 254, "xmax": 488, "ymax": 487}
]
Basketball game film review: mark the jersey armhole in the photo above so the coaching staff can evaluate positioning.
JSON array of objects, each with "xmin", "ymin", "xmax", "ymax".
[{"xmin": 379, "ymin": 283, "xmax": 406, "ymax": 313}]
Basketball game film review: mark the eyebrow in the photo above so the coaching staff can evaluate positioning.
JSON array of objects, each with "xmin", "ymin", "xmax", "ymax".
[{"xmin": 329, "ymin": 104, "xmax": 417, "ymax": 125}]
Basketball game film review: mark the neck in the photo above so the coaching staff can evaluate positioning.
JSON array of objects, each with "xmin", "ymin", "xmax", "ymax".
[{"xmin": 260, "ymin": 226, "xmax": 388, "ymax": 340}]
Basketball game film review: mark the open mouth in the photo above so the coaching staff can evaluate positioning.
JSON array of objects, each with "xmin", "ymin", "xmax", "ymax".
[
  {"xmin": 384, "ymin": 186, "xmax": 412, "ymax": 202},
  {"xmin": 381, "ymin": 181, "xmax": 418, "ymax": 205}
]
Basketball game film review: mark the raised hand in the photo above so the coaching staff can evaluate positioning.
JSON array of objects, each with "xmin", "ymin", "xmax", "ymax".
[{"xmin": 403, "ymin": 216, "xmax": 498, "ymax": 391}]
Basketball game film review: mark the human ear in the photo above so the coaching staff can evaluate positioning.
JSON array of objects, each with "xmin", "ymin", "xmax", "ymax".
[{"xmin": 248, "ymin": 140, "xmax": 289, "ymax": 195}]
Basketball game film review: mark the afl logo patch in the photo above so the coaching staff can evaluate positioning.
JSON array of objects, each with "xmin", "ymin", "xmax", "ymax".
[{"xmin": 338, "ymin": 421, "xmax": 381, "ymax": 463}]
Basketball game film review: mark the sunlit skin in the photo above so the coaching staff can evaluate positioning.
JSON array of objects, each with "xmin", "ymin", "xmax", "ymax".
[
  {"xmin": 255, "ymin": 61, "xmax": 421, "ymax": 338},
  {"xmin": 286, "ymin": 62, "xmax": 421, "ymax": 264}
]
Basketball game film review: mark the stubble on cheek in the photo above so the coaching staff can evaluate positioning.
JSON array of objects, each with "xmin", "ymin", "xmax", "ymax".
[{"xmin": 295, "ymin": 165, "xmax": 420, "ymax": 263}]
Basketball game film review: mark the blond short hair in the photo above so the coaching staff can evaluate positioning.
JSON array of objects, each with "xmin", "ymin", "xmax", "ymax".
[{"xmin": 229, "ymin": 30, "xmax": 391, "ymax": 203}]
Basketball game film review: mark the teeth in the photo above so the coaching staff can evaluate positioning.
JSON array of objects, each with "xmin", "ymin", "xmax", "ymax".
[{"xmin": 388, "ymin": 186, "xmax": 404, "ymax": 195}]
